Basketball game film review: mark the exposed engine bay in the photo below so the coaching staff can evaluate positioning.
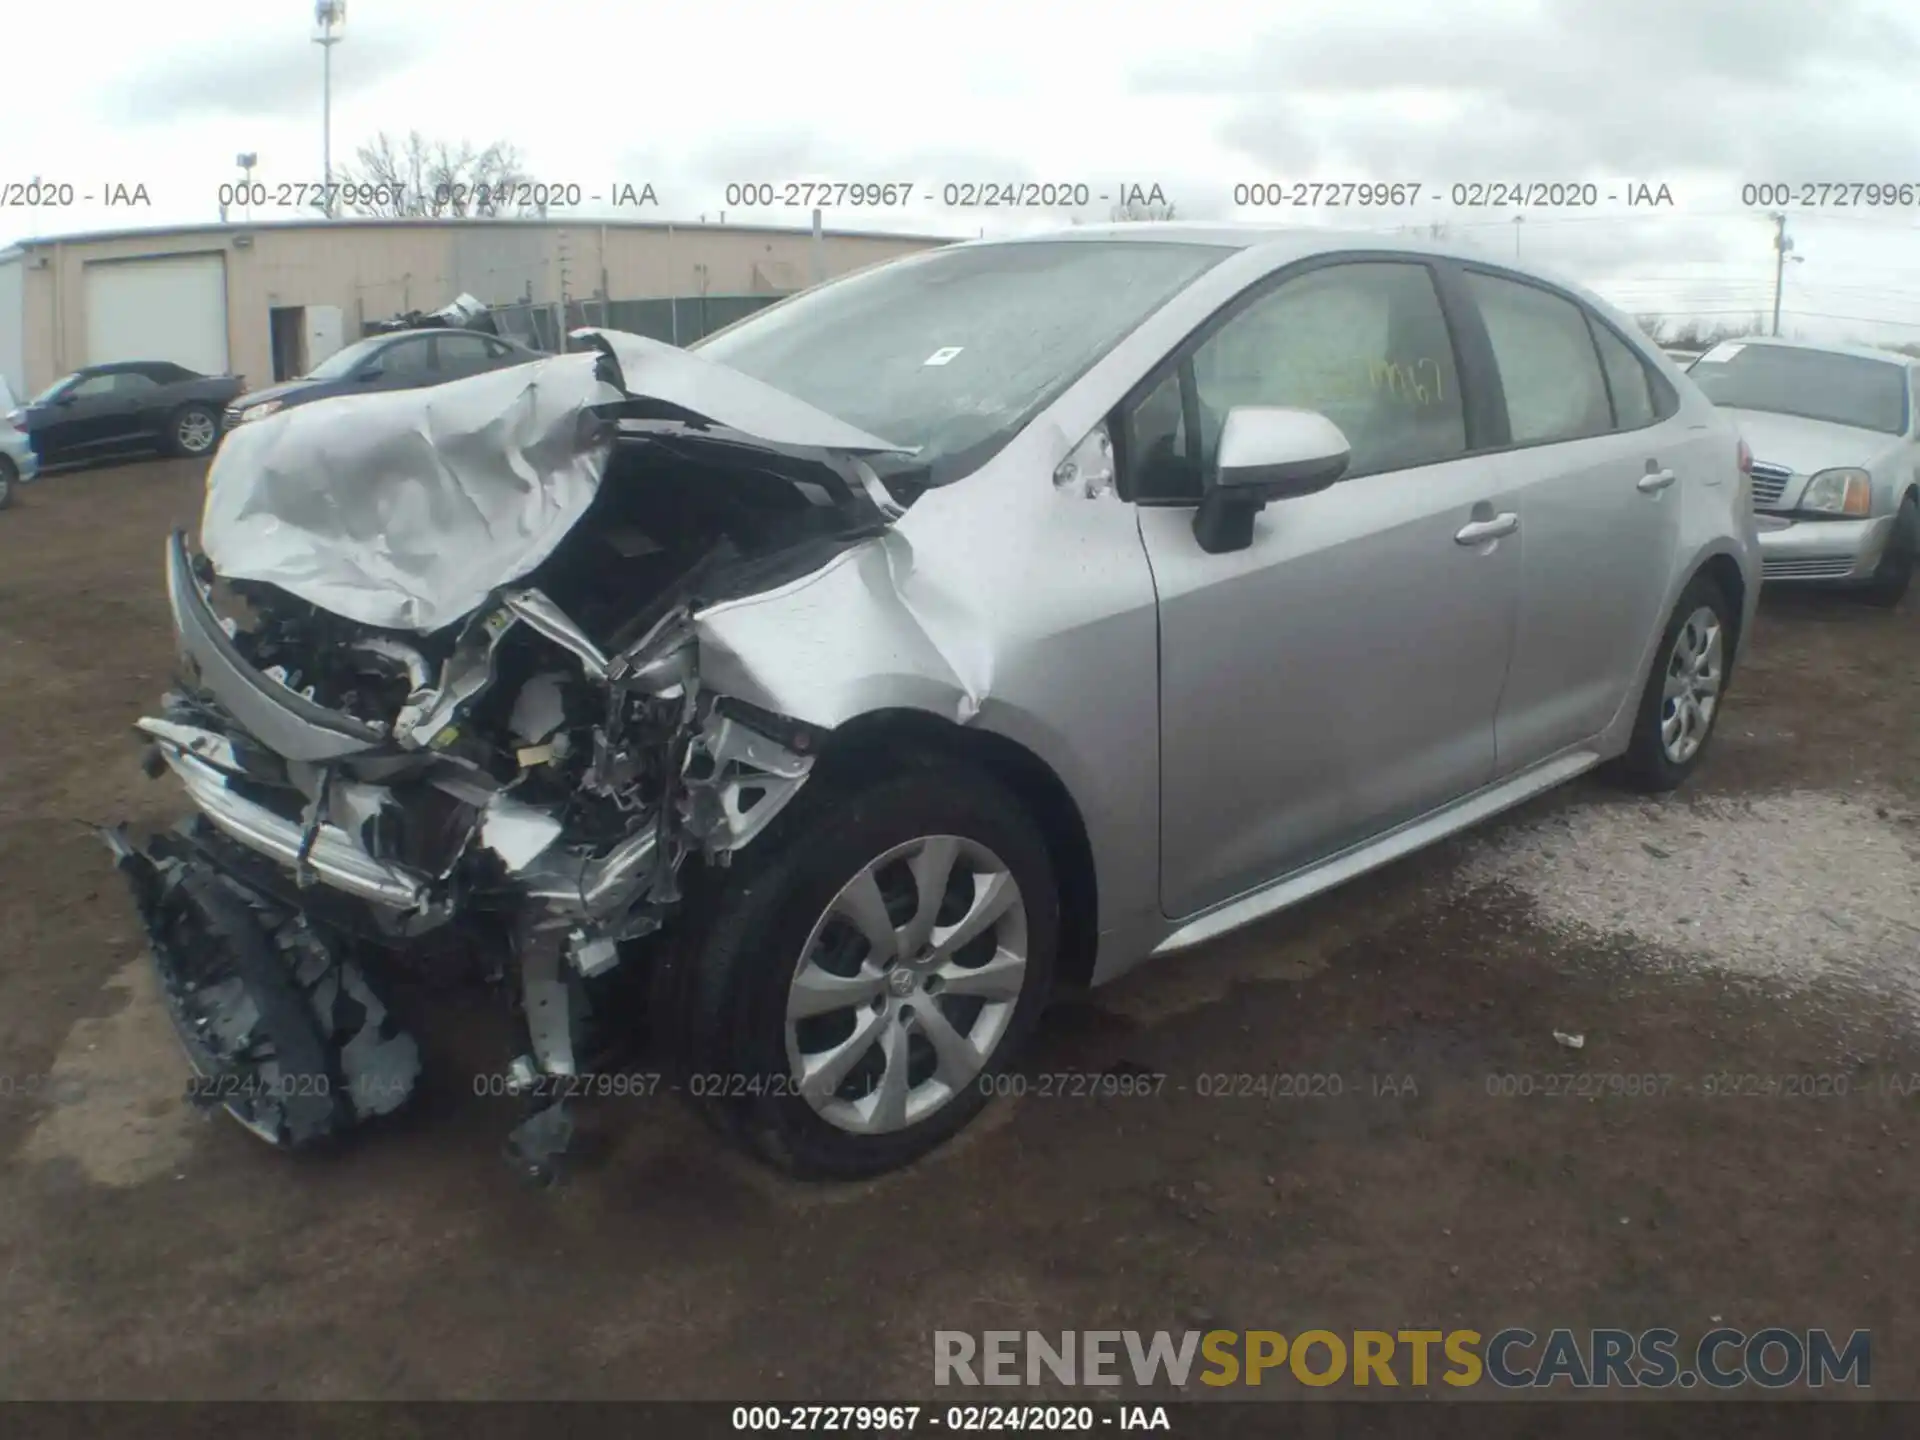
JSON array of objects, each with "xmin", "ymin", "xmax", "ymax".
[{"xmin": 105, "ymin": 329, "xmax": 917, "ymax": 1178}]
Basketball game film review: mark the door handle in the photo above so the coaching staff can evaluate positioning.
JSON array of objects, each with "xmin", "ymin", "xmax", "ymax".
[
  {"xmin": 1637, "ymin": 467, "xmax": 1676, "ymax": 493},
  {"xmin": 1455, "ymin": 512, "xmax": 1519, "ymax": 545}
]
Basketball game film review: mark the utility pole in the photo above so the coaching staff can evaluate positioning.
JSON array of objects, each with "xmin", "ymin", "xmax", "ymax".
[
  {"xmin": 313, "ymin": 2, "xmax": 347, "ymax": 217},
  {"xmin": 236, "ymin": 153, "xmax": 257, "ymax": 221},
  {"xmin": 1770, "ymin": 212, "xmax": 1793, "ymax": 337}
]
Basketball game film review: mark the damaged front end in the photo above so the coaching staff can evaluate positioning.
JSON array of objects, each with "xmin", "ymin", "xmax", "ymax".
[{"xmin": 108, "ymin": 329, "xmax": 911, "ymax": 1174}]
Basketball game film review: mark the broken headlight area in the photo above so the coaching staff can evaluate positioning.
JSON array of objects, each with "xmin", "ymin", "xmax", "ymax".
[
  {"xmin": 112, "ymin": 473, "xmax": 895, "ymax": 1175},
  {"xmin": 108, "ymin": 329, "xmax": 918, "ymax": 1174}
]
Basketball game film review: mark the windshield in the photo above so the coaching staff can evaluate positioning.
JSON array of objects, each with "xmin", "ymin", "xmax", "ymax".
[
  {"xmin": 1689, "ymin": 344, "xmax": 1910, "ymax": 435},
  {"xmin": 304, "ymin": 335, "xmax": 390, "ymax": 381},
  {"xmin": 693, "ymin": 239, "xmax": 1232, "ymax": 481}
]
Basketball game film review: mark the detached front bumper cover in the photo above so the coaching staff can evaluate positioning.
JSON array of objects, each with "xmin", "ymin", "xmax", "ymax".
[{"xmin": 105, "ymin": 822, "xmax": 421, "ymax": 1147}]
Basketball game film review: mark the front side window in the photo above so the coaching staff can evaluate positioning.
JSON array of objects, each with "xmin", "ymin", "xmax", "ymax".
[
  {"xmin": 1687, "ymin": 343, "xmax": 1908, "ymax": 435},
  {"xmin": 112, "ymin": 371, "xmax": 158, "ymax": 395},
  {"xmin": 1466, "ymin": 272, "xmax": 1613, "ymax": 446},
  {"xmin": 380, "ymin": 339, "xmax": 435, "ymax": 378},
  {"xmin": 70, "ymin": 374, "xmax": 120, "ymax": 399},
  {"xmin": 1131, "ymin": 260, "xmax": 1467, "ymax": 501}
]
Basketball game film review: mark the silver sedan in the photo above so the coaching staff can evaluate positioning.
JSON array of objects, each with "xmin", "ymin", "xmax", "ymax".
[
  {"xmin": 1689, "ymin": 336, "xmax": 1920, "ymax": 605},
  {"xmin": 114, "ymin": 225, "xmax": 1760, "ymax": 1178}
]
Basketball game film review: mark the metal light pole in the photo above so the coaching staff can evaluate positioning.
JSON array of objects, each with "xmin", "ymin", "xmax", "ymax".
[
  {"xmin": 1512, "ymin": 213, "xmax": 1524, "ymax": 261},
  {"xmin": 313, "ymin": 1, "xmax": 347, "ymax": 217},
  {"xmin": 236, "ymin": 152, "xmax": 257, "ymax": 221},
  {"xmin": 1769, "ymin": 212, "xmax": 1793, "ymax": 337}
]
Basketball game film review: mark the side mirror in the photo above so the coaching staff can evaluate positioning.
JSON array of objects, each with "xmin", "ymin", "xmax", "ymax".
[
  {"xmin": 355, "ymin": 364, "xmax": 383, "ymax": 382},
  {"xmin": 1193, "ymin": 407, "xmax": 1350, "ymax": 555},
  {"xmin": 55, "ymin": 394, "xmax": 76, "ymax": 407}
]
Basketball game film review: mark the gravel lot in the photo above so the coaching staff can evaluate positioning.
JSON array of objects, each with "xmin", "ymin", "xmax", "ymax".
[{"xmin": 2, "ymin": 458, "xmax": 1918, "ymax": 1400}]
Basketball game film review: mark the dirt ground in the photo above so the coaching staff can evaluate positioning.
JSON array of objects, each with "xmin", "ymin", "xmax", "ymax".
[{"xmin": 1, "ymin": 457, "xmax": 1917, "ymax": 1401}]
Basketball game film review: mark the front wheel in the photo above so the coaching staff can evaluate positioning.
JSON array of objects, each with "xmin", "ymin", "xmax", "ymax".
[
  {"xmin": 1858, "ymin": 495, "xmax": 1917, "ymax": 609},
  {"xmin": 1614, "ymin": 573, "xmax": 1734, "ymax": 792},
  {"xmin": 658, "ymin": 760, "xmax": 1059, "ymax": 1178},
  {"xmin": 168, "ymin": 403, "xmax": 220, "ymax": 458}
]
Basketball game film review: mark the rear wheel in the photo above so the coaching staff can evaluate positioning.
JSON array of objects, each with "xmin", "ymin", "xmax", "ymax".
[
  {"xmin": 1615, "ymin": 573, "xmax": 1733, "ymax": 792},
  {"xmin": 657, "ymin": 759, "xmax": 1059, "ymax": 1179},
  {"xmin": 169, "ymin": 403, "xmax": 220, "ymax": 458},
  {"xmin": 1859, "ymin": 494, "xmax": 1917, "ymax": 609}
]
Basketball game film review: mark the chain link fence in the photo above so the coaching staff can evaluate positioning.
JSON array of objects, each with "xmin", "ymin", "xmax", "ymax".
[{"xmin": 470, "ymin": 295, "xmax": 784, "ymax": 353}]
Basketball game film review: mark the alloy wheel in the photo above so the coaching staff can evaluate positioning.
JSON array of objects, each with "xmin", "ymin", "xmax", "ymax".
[
  {"xmin": 1659, "ymin": 605, "xmax": 1723, "ymax": 765},
  {"xmin": 784, "ymin": 834, "xmax": 1028, "ymax": 1136},
  {"xmin": 177, "ymin": 410, "xmax": 217, "ymax": 454}
]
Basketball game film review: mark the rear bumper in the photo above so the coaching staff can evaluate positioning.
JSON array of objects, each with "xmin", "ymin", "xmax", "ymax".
[{"xmin": 1755, "ymin": 513, "xmax": 1895, "ymax": 584}]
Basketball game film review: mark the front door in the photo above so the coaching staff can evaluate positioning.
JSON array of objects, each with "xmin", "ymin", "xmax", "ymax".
[{"xmin": 1127, "ymin": 258, "xmax": 1522, "ymax": 920}]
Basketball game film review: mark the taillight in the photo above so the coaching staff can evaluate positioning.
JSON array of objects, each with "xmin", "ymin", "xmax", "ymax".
[{"xmin": 1736, "ymin": 437, "xmax": 1753, "ymax": 475}]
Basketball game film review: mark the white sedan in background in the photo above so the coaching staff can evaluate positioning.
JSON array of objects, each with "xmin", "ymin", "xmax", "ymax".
[{"xmin": 1689, "ymin": 337, "xmax": 1920, "ymax": 605}]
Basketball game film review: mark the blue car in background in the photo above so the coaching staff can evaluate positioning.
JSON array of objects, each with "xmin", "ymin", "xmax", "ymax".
[{"xmin": 222, "ymin": 328, "xmax": 543, "ymax": 430}]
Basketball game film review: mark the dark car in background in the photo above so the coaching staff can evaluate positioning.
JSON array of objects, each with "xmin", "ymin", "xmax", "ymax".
[
  {"xmin": 224, "ymin": 328, "xmax": 543, "ymax": 430},
  {"xmin": 12, "ymin": 362, "xmax": 245, "ymax": 466}
]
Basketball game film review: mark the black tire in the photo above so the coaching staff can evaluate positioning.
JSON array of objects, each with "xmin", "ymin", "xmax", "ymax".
[
  {"xmin": 0, "ymin": 455, "xmax": 14, "ymax": 510},
  {"xmin": 1858, "ymin": 494, "xmax": 1917, "ymax": 609},
  {"xmin": 1614, "ymin": 572, "xmax": 1735, "ymax": 792},
  {"xmin": 167, "ymin": 403, "xmax": 221, "ymax": 458},
  {"xmin": 654, "ymin": 758, "xmax": 1059, "ymax": 1179}
]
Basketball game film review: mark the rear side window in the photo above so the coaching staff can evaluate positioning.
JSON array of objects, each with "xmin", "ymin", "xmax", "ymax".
[
  {"xmin": 1591, "ymin": 323, "xmax": 1658, "ymax": 430},
  {"xmin": 1466, "ymin": 272, "xmax": 1612, "ymax": 445}
]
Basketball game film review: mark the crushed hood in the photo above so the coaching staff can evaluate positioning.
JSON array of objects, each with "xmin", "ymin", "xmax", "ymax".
[{"xmin": 200, "ymin": 328, "xmax": 908, "ymax": 633}]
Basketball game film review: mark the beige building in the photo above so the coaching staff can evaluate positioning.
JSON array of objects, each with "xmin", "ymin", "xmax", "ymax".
[{"xmin": 0, "ymin": 218, "xmax": 949, "ymax": 401}]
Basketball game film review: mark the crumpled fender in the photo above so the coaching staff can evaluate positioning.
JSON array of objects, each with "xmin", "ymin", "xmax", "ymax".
[{"xmin": 694, "ymin": 528, "xmax": 989, "ymax": 729}]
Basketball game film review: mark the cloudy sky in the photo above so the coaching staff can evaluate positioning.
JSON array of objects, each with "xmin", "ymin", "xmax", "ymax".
[{"xmin": 7, "ymin": 0, "xmax": 1920, "ymax": 343}]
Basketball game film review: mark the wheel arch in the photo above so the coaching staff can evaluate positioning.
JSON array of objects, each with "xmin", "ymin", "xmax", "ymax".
[
  {"xmin": 812, "ymin": 707, "xmax": 1101, "ymax": 991},
  {"xmin": 1695, "ymin": 550, "xmax": 1749, "ymax": 668}
]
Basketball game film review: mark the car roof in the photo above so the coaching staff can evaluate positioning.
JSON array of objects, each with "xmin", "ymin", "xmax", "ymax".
[
  {"xmin": 980, "ymin": 220, "xmax": 1460, "ymax": 256},
  {"xmin": 1703, "ymin": 334, "xmax": 1918, "ymax": 368},
  {"xmin": 968, "ymin": 221, "xmax": 1625, "ymax": 323}
]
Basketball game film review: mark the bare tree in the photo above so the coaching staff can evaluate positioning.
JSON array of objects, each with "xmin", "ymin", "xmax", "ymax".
[
  {"xmin": 1633, "ymin": 313, "xmax": 1670, "ymax": 345},
  {"xmin": 336, "ymin": 131, "xmax": 535, "ymax": 218},
  {"xmin": 1110, "ymin": 199, "xmax": 1177, "ymax": 222}
]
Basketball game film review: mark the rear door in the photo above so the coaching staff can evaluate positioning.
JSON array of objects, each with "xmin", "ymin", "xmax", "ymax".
[
  {"xmin": 1129, "ymin": 256, "xmax": 1522, "ymax": 919},
  {"xmin": 1447, "ymin": 266, "xmax": 1689, "ymax": 772},
  {"xmin": 99, "ymin": 368, "xmax": 165, "ymax": 448}
]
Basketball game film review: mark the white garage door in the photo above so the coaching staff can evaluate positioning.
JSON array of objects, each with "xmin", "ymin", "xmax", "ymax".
[{"xmin": 84, "ymin": 253, "xmax": 230, "ymax": 374}]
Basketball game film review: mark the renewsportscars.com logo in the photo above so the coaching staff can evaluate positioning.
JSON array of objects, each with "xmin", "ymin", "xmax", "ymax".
[{"xmin": 933, "ymin": 1328, "xmax": 1871, "ymax": 1390}]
